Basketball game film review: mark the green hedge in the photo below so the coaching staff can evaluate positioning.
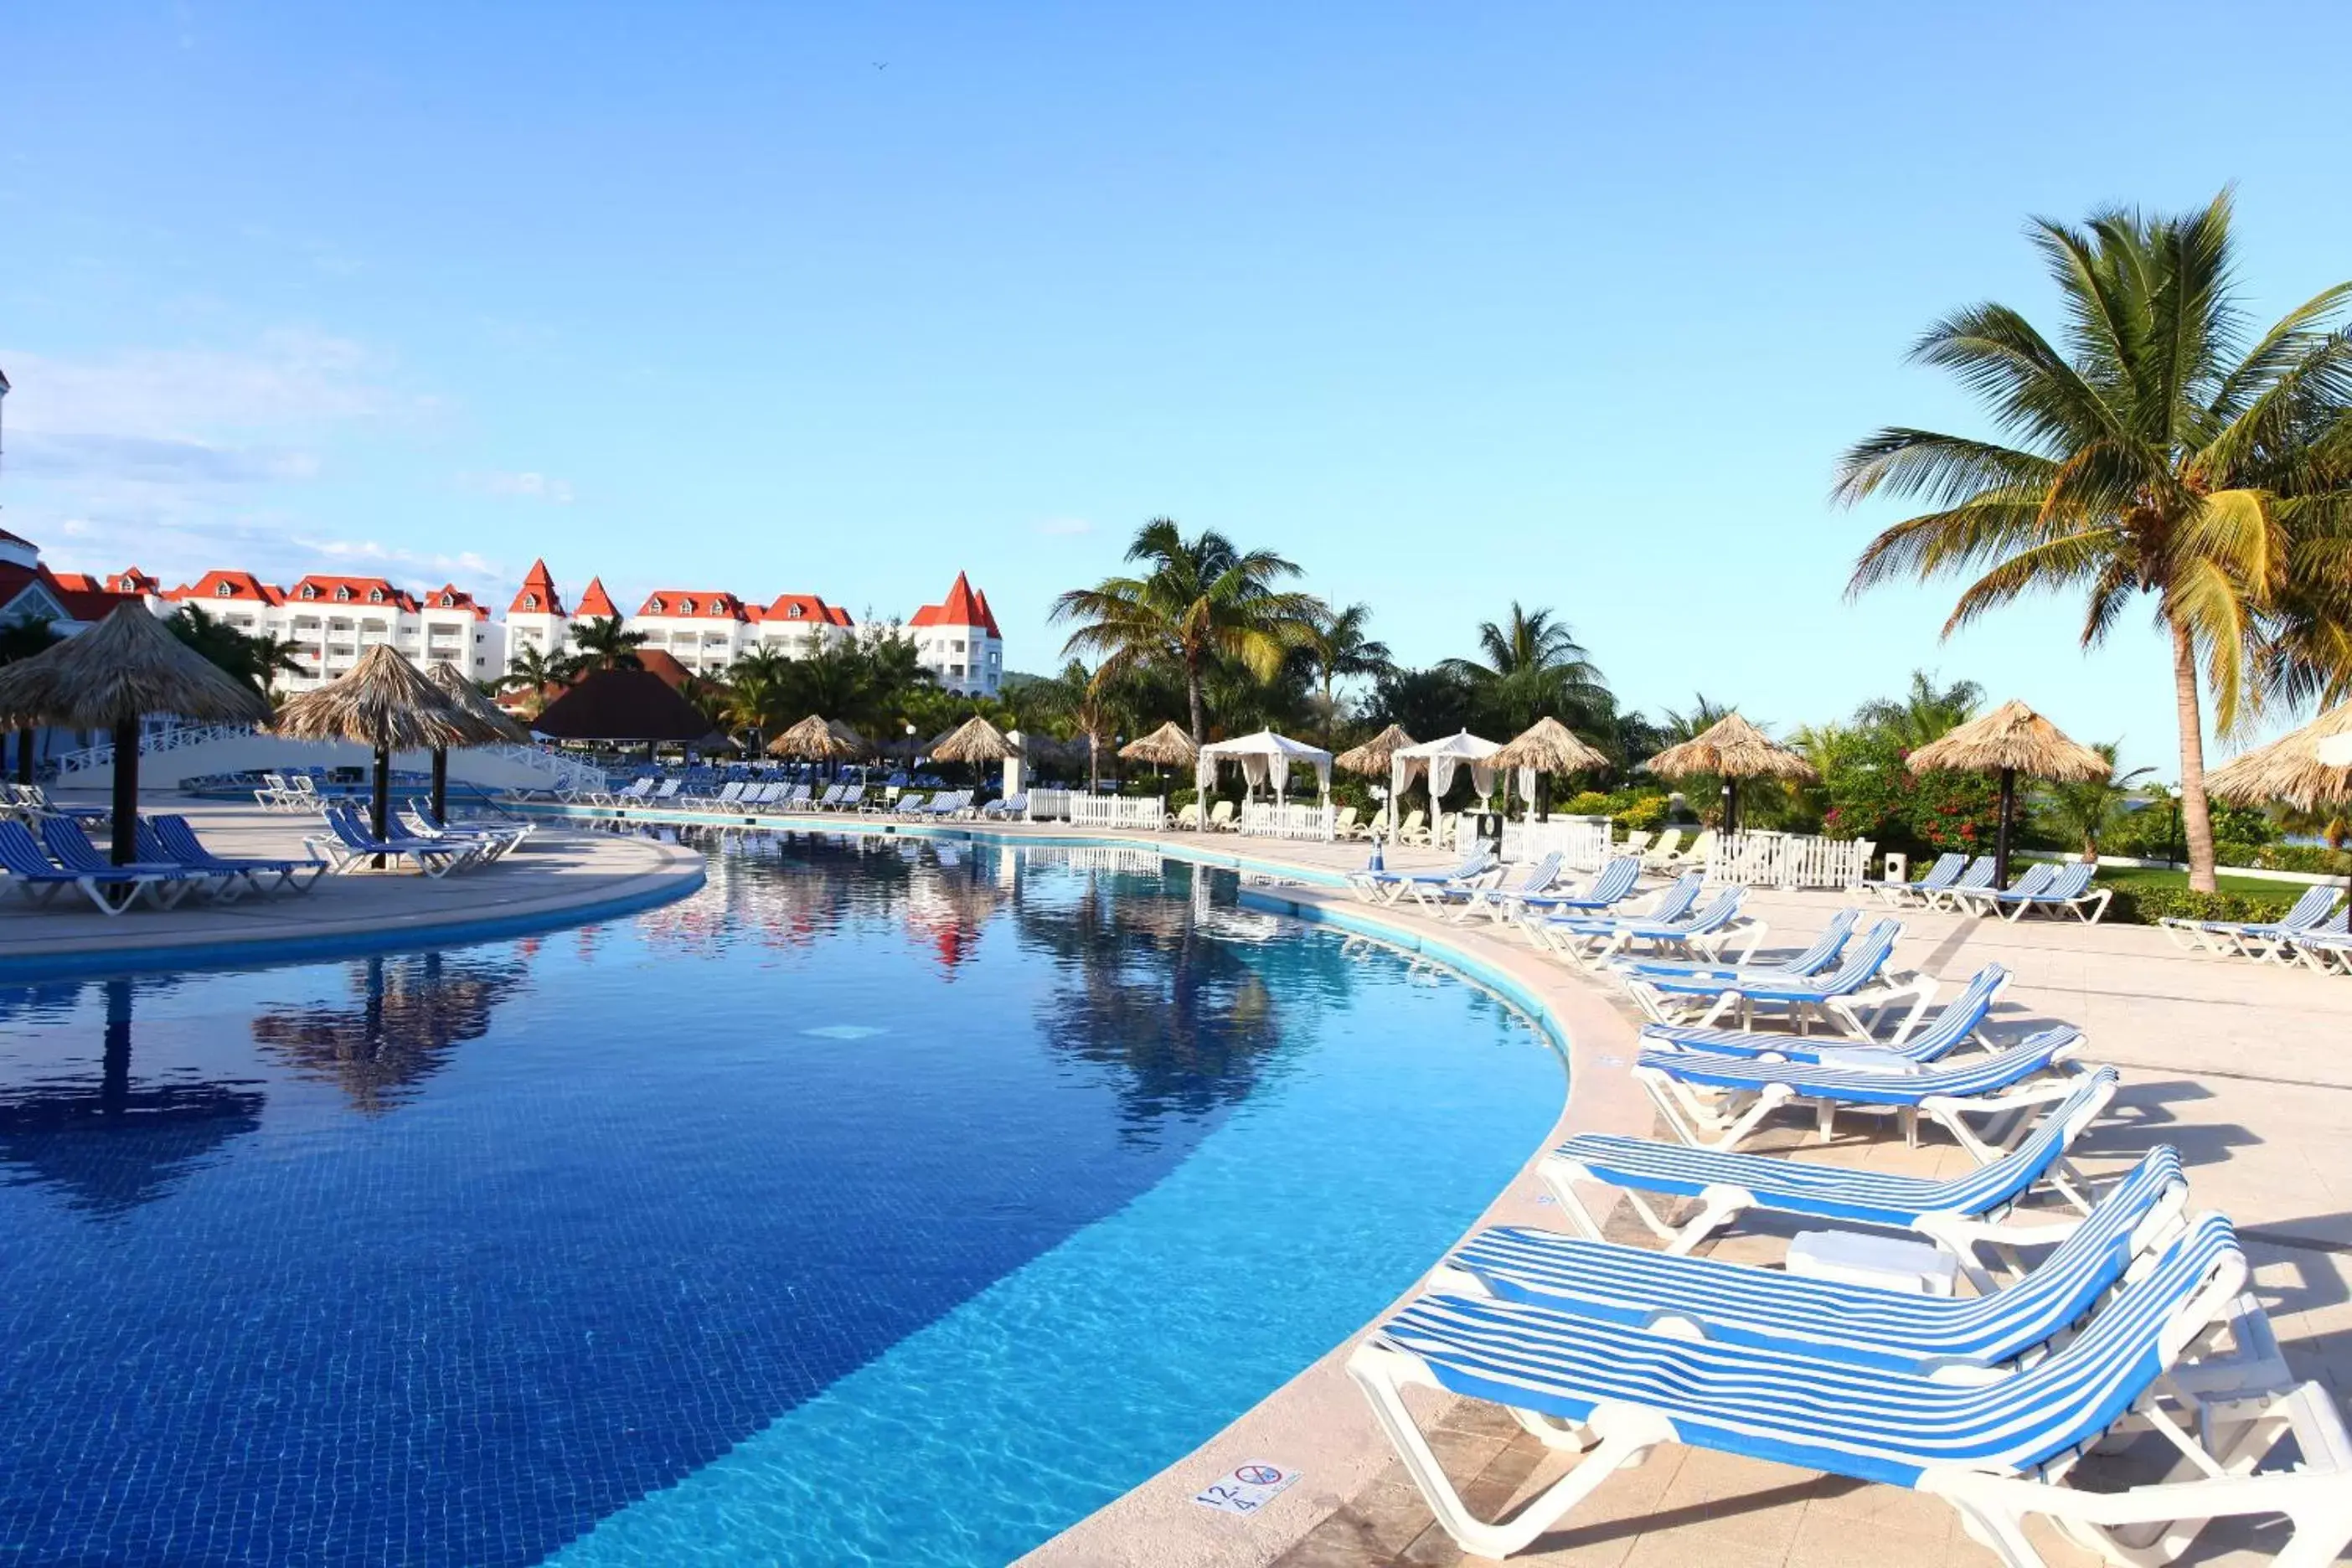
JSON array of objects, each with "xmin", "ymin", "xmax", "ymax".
[
  {"xmin": 2247, "ymin": 843, "xmax": 2352, "ymax": 876},
  {"xmin": 2102, "ymin": 884, "xmax": 2300, "ymax": 926}
]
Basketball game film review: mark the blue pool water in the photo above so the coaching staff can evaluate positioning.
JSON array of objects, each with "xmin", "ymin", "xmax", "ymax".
[{"xmin": 0, "ymin": 833, "xmax": 1563, "ymax": 1565}]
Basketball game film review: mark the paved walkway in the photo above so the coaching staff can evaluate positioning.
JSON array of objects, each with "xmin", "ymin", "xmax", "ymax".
[{"xmin": 0, "ymin": 795, "xmax": 704, "ymax": 972}]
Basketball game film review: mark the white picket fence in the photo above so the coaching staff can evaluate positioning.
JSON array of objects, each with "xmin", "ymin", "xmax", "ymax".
[
  {"xmin": 1067, "ymin": 795, "xmax": 1167, "ymax": 830},
  {"xmin": 1239, "ymin": 801, "xmax": 1336, "ymax": 841},
  {"xmin": 1501, "ymin": 816, "xmax": 1615, "ymax": 870},
  {"xmin": 1705, "ymin": 829, "xmax": 1876, "ymax": 890},
  {"xmin": 1024, "ymin": 788, "xmax": 1075, "ymax": 822}
]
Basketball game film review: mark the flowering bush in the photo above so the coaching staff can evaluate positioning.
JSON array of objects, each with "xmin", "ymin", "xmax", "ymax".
[{"xmin": 1820, "ymin": 733, "xmax": 2002, "ymax": 854}]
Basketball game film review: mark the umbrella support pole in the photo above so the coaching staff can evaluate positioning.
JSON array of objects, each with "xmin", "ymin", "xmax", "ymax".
[
  {"xmin": 373, "ymin": 746, "xmax": 392, "ymax": 870},
  {"xmin": 1994, "ymin": 767, "xmax": 2015, "ymax": 890},
  {"xmin": 431, "ymin": 747, "xmax": 450, "ymax": 824},
  {"xmin": 110, "ymin": 714, "xmax": 139, "ymax": 866}
]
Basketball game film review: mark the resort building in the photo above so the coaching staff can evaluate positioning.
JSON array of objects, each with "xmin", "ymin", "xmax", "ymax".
[
  {"xmin": 143, "ymin": 570, "xmax": 507, "ymax": 690},
  {"xmin": 900, "ymin": 572, "xmax": 1003, "ymax": 696},
  {"xmin": 0, "ymin": 530, "xmax": 147, "ymax": 629}
]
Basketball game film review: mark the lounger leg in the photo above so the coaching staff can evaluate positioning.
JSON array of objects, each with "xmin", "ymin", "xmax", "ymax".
[{"xmin": 1348, "ymin": 1345, "xmax": 1667, "ymax": 1561}]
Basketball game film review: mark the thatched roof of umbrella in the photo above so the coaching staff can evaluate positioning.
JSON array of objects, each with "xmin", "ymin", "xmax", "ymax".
[
  {"xmin": 1906, "ymin": 699, "xmax": 2107, "ymax": 783},
  {"xmin": 826, "ymin": 719, "xmax": 871, "ymax": 756},
  {"xmin": 931, "ymin": 714, "xmax": 1021, "ymax": 764},
  {"xmin": 2208, "ymin": 699, "xmax": 2352, "ymax": 810},
  {"xmin": 1334, "ymin": 724, "xmax": 1417, "ymax": 776},
  {"xmin": 1493, "ymin": 716, "xmax": 1608, "ymax": 774},
  {"xmin": 770, "ymin": 713, "xmax": 864, "ymax": 761},
  {"xmin": 1120, "ymin": 720, "xmax": 1198, "ymax": 766},
  {"xmin": 274, "ymin": 645, "xmax": 473, "ymax": 750},
  {"xmin": 425, "ymin": 661, "xmax": 530, "ymax": 745},
  {"xmin": 0, "ymin": 602, "xmax": 270, "ymax": 730},
  {"xmin": 1643, "ymin": 713, "xmax": 1817, "ymax": 781}
]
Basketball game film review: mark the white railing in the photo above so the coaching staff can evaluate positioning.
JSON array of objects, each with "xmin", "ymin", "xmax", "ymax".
[
  {"xmin": 1705, "ymin": 830, "xmax": 1876, "ymax": 890},
  {"xmin": 50, "ymin": 723, "xmax": 260, "ymax": 780},
  {"xmin": 1239, "ymin": 801, "xmax": 1335, "ymax": 841},
  {"xmin": 1067, "ymin": 795, "xmax": 1166, "ymax": 830},
  {"xmin": 1025, "ymin": 787, "xmax": 1075, "ymax": 822},
  {"xmin": 1502, "ymin": 815, "xmax": 1614, "ymax": 869},
  {"xmin": 1019, "ymin": 843, "xmax": 1168, "ymax": 874}
]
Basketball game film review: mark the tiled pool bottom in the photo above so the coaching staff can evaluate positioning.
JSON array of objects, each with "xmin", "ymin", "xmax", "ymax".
[{"xmin": 0, "ymin": 834, "xmax": 1564, "ymax": 1566}]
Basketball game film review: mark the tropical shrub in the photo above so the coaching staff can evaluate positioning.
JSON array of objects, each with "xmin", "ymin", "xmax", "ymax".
[{"xmin": 2104, "ymin": 885, "xmax": 2298, "ymax": 927}]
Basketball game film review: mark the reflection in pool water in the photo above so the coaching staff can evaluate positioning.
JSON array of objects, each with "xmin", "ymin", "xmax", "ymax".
[{"xmin": 0, "ymin": 833, "xmax": 1561, "ymax": 1565}]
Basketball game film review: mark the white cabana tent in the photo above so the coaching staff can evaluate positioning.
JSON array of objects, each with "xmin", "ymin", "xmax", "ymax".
[
  {"xmin": 1391, "ymin": 730, "xmax": 1502, "ymax": 840},
  {"xmin": 1195, "ymin": 729, "xmax": 1333, "ymax": 802}
]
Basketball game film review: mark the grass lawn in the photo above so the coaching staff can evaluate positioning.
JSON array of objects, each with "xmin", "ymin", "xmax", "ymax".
[{"xmin": 2092, "ymin": 864, "xmax": 2307, "ymax": 897}]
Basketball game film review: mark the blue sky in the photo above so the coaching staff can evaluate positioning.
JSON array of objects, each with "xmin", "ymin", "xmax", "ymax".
[{"xmin": 6, "ymin": 1, "xmax": 2349, "ymax": 772}]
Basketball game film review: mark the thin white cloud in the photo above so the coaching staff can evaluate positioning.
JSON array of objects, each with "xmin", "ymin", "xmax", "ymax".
[
  {"xmin": 462, "ymin": 470, "xmax": 575, "ymax": 504},
  {"xmin": 10, "ymin": 431, "xmax": 319, "ymax": 484},
  {"xmin": 1034, "ymin": 516, "xmax": 1093, "ymax": 537},
  {"xmin": 1, "ymin": 329, "xmax": 399, "ymax": 438}
]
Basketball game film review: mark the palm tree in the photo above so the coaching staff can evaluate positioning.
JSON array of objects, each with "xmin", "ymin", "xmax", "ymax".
[
  {"xmin": 1024, "ymin": 660, "xmax": 1119, "ymax": 790},
  {"xmin": 498, "ymin": 644, "xmax": 582, "ymax": 718},
  {"xmin": 723, "ymin": 648, "xmax": 795, "ymax": 750},
  {"xmin": 1839, "ymin": 192, "xmax": 2352, "ymax": 890},
  {"xmin": 569, "ymin": 615, "xmax": 647, "ymax": 671},
  {"xmin": 1050, "ymin": 518, "xmax": 1322, "ymax": 744},
  {"xmin": 165, "ymin": 604, "xmax": 303, "ymax": 698},
  {"xmin": 1855, "ymin": 670, "xmax": 1983, "ymax": 750},
  {"xmin": 1442, "ymin": 603, "xmax": 1610, "ymax": 734},
  {"xmin": 2036, "ymin": 742, "xmax": 2158, "ymax": 862},
  {"xmin": 1297, "ymin": 601, "xmax": 1391, "ymax": 745}
]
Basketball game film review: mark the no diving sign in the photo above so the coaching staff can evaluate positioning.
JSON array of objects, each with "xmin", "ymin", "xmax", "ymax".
[{"xmin": 1192, "ymin": 1461, "xmax": 1302, "ymax": 1516}]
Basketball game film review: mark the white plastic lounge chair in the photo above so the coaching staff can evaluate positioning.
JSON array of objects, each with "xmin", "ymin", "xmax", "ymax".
[
  {"xmin": 1612, "ymin": 906, "xmax": 1860, "ymax": 987},
  {"xmin": 892, "ymin": 792, "xmax": 931, "ymax": 817},
  {"xmin": 1392, "ymin": 808, "xmax": 1429, "ymax": 846},
  {"xmin": 1436, "ymin": 1144, "xmax": 2189, "ymax": 1371},
  {"xmin": 1506, "ymin": 856, "xmax": 1643, "ymax": 921},
  {"xmin": 1983, "ymin": 861, "xmax": 2112, "ymax": 923},
  {"xmin": 1643, "ymin": 962, "xmax": 2010, "ymax": 1066},
  {"xmin": 1857, "ymin": 850, "xmax": 1966, "ymax": 906},
  {"xmin": 1633, "ymin": 1024, "xmax": 2089, "ymax": 1154},
  {"xmin": 1530, "ymin": 886, "xmax": 1762, "ymax": 969},
  {"xmin": 2159, "ymin": 883, "xmax": 2340, "ymax": 958},
  {"xmin": 1346, "ymin": 845, "xmax": 1497, "ymax": 906},
  {"xmin": 1951, "ymin": 862, "xmax": 2057, "ymax": 917},
  {"xmin": 1614, "ymin": 829, "xmax": 1653, "ymax": 859},
  {"xmin": 1540, "ymin": 1066, "xmax": 2117, "ymax": 1257},
  {"xmin": 1204, "ymin": 800, "xmax": 1237, "ymax": 833},
  {"xmin": 400, "ymin": 802, "xmax": 528, "ymax": 861},
  {"xmin": 1923, "ymin": 855, "xmax": 1997, "ymax": 910},
  {"xmin": 152, "ymin": 814, "xmax": 326, "ymax": 895},
  {"xmin": 254, "ymin": 771, "xmax": 298, "ymax": 812},
  {"xmin": 305, "ymin": 806, "xmax": 480, "ymax": 877},
  {"xmin": 41, "ymin": 818, "xmax": 203, "ymax": 908},
  {"xmin": 1431, "ymin": 852, "xmax": 1564, "ymax": 921},
  {"xmin": 0, "ymin": 820, "xmax": 185, "ymax": 915},
  {"xmin": 1617, "ymin": 918, "xmax": 1933, "ymax": 1039},
  {"xmin": 1172, "ymin": 802, "xmax": 1201, "ymax": 831},
  {"xmin": 1637, "ymin": 828, "xmax": 1684, "ymax": 871},
  {"xmin": 1349, "ymin": 1210, "xmax": 2352, "ymax": 1565}
]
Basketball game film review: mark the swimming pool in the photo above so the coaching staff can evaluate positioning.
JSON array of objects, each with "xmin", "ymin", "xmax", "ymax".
[{"xmin": 0, "ymin": 833, "xmax": 1564, "ymax": 1565}]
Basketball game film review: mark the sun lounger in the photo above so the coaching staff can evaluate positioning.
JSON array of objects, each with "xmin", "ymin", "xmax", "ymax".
[
  {"xmin": 41, "ymin": 818, "xmax": 203, "ymax": 906},
  {"xmin": 1634, "ymin": 1024, "xmax": 2090, "ymax": 1153},
  {"xmin": 1618, "ymin": 918, "xmax": 1932, "ymax": 1038},
  {"xmin": 1528, "ymin": 885, "xmax": 1762, "ymax": 968},
  {"xmin": 1922, "ymin": 854, "xmax": 1996, "ymax": 910},
  {"xmin": 150, "ymin": 814, "xmax": 326, "ymax": 895},
  {"xmin": 1613, "ymin": 906, "xmax": 1860, "ymax": 987},
  {"xmin": 1643, "ymin": 962, "xmax": 2009, "ymax": 1065},
  {"xmin": 305, "ymin": 806, "xmax": 481, "ymax": 877},
  {"xmin": 1346, "ymin": 845, "xmax": 1496, "ymax": 905},
  {"xmin": 1504, "ymin": 856, "xmax": 1643, "ymax": 920},
  {"xmin": 891, "ymin": 792, "xmax": 931, "ymax": 817},
  {"xmin": 1205, "ymin": 799, "xmax": 1238, "ymax": 833},
  {"xmin": 0, "ymin": 819, "xmax": 188, "ymax": 915},
  {"xmin": 1950, "ymin": 861, "xmax": 2057, "ymax": 917},
  {"xmin": 1350, "ymin": 1209, "xmax": 2351, "ymax": 1563},
  {"xmin": 1979, "ymin": 860, "xmax": 2112, "ymax": 923},
  {"xmin": 1540, "ymin": 1066, "xmax": 2116, "ymax": 1256},
  {"xmin": 1637, "ymin": 828, "xmax": 1684, "ymax": 871},
  {"xmin": 2159, "ymin": 883, "xmax": 2339, "ymax": 958},
  {"xmin": 1856, "ymin": 850, "xmax": 1965, "ymax": 905},
  {"xmin": 1437, "ymin": 1144, "xmax": 2187, "ymax": 1370},
  {"xmin": 1425, "ymin": 852, "xmax": 1564, "ymax": 921},
  {"xmin": 400, "ymin": 802, "xmax": 529, "ymax": 860}
]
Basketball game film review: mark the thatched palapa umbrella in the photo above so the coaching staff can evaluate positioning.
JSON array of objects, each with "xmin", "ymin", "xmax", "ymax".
[
  {"xmin": 1120, "ymin": 720, "xmax": 1197, "ymax": 794},
  {"xmin": 0, "ymin": 603, "xmax": 270, "ymax": 864},
  {"xmin": 274, "ymin": 644, "xmax": 473, "ymax": 851},
  {"xmin": 931, "ymin": 714, "xmax": 1021, "ymax": 798},
  {"xmin": 1908, "ymin": 699, "xmax": 2107, "ymax": 888},
  {"xmin": 1493, "ymin": 717, "xmax": 1607, "ymax": 821},
  {"xmin": 1335, "ymin": 725, "xmax": 1416, "ymax": 838},
  {"xmin": 770, "ymin": 714, "xmax": 864, "ymax": 762},
  {"xmin": 2209, "ymin": 699, "xmax": 2352, "ymax": 924},
  {"xmin": 425, "ymin": 662, "xmax": 529, "ymax": 823},
  {"xmin": 1642, "ymin": 713, "xmax": 1815, "ymax": 836}
]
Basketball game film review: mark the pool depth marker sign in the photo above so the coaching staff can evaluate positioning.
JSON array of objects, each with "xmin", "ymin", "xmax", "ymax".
[{"xmin": 1192, "ymin": 1461, "xmax": 1302, "ymax": 1516}]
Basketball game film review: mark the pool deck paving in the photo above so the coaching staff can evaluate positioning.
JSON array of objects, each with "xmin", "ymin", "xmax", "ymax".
[
  {"xmin": 0, "ymin": 794, "xmax": 705, "ymax": 972},
  {"xmin": 8, "ymin": 793, "xmax": 2347, "ymax": 1565}
]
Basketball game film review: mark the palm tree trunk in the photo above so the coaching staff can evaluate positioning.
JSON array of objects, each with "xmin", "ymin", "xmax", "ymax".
[
  {"xmin": 1185, "ymin": 657, "xmax": 1205, "ymax": 745},
  {"xmin": 2169, "ymin": 620, "xmax": 2219, "ymax": 893}
]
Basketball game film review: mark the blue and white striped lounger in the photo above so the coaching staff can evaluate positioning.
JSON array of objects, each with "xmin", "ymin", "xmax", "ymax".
[
  {"xmin": 1437, "ymin": 851, "xmax": 1565, "ymax": 922},
  {"xmin": 1501, "ymin": 855, "xmax": 1643, "ymax": 919},
  {"xmin": 1438, "ymin": 1145, "xmax": 2187, "ymax": 1371},
  {"xmin": 1949, "ymin": 861, "xmax": 2057, "ymax": 917},
  {"xmin": 1633, "ymin": 1024, "xmax": 2087, "ymax": 1153},
  {"xmin": 1528, "ymin": 886, "xmax": 1761, "ymax": 968},
  {"xmin": 1611, "ymin": 905, "xmax": 1859, "ymax": 985},
  {"xmin": 1921, "ymin": 854, "xmax": 1996, "ymax": 910},
  {"xmin": 1979, "ymin": 861, "xmax": 2112, "ymax": 923},
  {"xmin": 1540, "ymin": 1068, "xmax": 2116, "ymax": 1256},
  {"xmin": 1854, "ymin": 850, "xmax": 1966, "ymax": 906},
  {"xmin": 1345, "ymin": 844, "xmax": 1496, "ymax": 905},
  {"xmin": 2161, "ymin": 885, "xmax": 2342, "ymax": 961},
  {"xmin": 1349, "ymin": 1212, "xmax": 2352, "ymax": 1563},
  {"xmin": 1619, "ymin": 918, "xmax": 1933, "ymax": 1039},
  {"xmin": 1641, "ymin": 962, "xmax": 2009, "ymax": 1065}
]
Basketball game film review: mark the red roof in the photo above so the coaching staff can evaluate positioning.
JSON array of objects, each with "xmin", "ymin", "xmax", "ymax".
[
  {"xmin": 575, "ymin": 576, "xmax": 620, "ymax": 618},
  {"xmin": 163, "ymin": 570, "xmax": 286, "ymax": 606},
  {"xmin": 828, "ymin": 604, "xmax": 854, "ymax": 627},
  {"xmin": 0, "ymin": 565, "xmax": 141, "ymax": 624},
  {"xmin": 49, "ymin": 571, "xmax": 103, "ymax": 594},
  {"xmin": 909, "ymin": 572, "xmax": 996, "ymax": 635},
  {"xmin": 637, "ymin": 589, "xmax": 748, "ymax": 620},
  {"xmin": 510, "ymin": 558, "xmax": 567, "ymax": 616},
  {"xmin": 763, "ymin": 592, "xmax": 843, "ymax": 626},
  {"xmin": 286, "ymin": 574, "xmax": 420, "ymax": 611},
  {"xmin": 972, "ymin": 587, "xmax": 1000, "ymax": 638},
  {"xmin": 426, "ymin": 584, "xmax": 491, "ymax": 620},
  {"xmin": 106, "ymin": 566, "xmax": 161, "ymax": 595}
]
